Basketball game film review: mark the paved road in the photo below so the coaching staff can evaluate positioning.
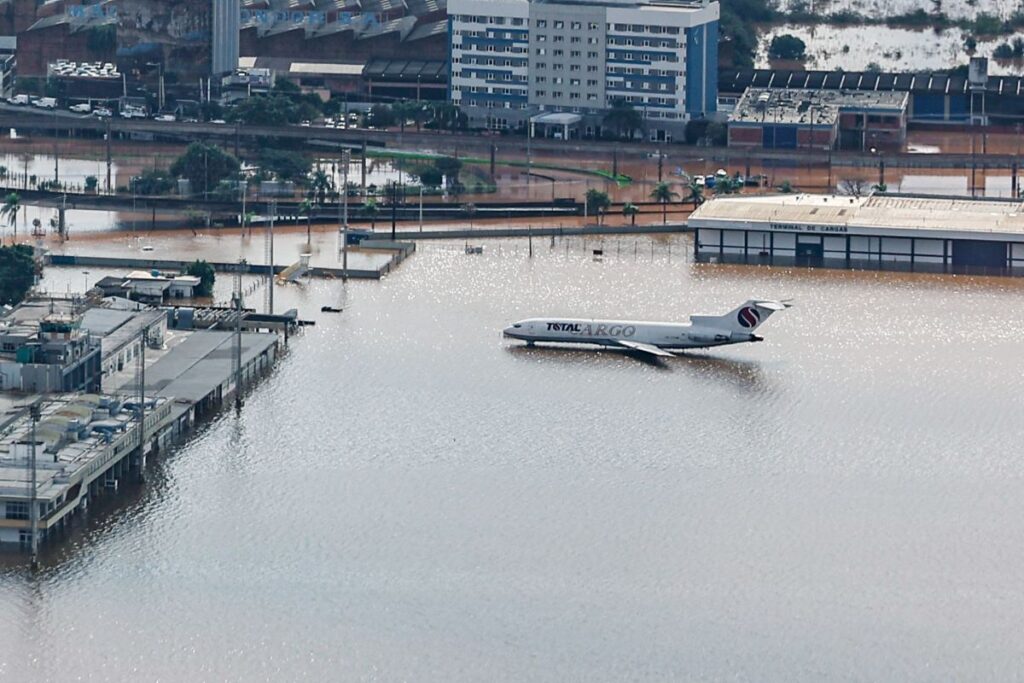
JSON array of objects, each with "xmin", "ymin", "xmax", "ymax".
[{"xmin": 3, "ymin": 107, "xmax": 1022, "ymax": 171}]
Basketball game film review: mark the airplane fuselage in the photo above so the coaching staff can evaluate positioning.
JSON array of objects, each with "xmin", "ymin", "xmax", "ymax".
[{"xmin": 503, "ymin": 318, "xmax": 762, "ymax": 350}]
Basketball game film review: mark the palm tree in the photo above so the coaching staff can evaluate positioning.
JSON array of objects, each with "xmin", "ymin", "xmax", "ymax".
[
  {"xmin": 649, "ymin": 182, "xmax": 677, "ymax": 224},
  {"xmin": 1, "ymin": 192, "xmax": 20, "ymax": 243},
  {"xmin": 622, "ymin": 202, "xmax": 639, "ymax": 225},
  {"xmin": 585, "ymin": 189, "xmax": 611, "ymax": 225},
  {"xmin": 686, "ymin": 181, "xmax": 705, "ymax": 208},
  {"xmin": 242, "ymin": 210, "xmax": 256, "ymax": 237},
  {"xmin": 364, "ymin": 199, "xmax": 379, "ymax": 231},
  {"xmin": 308, "ymin": 168, "xmax": 334, "ymax": 206},
  {"xmin": 602, "ymin": 100, "xmax": 643, "ymax": 140},
  {"xmin": 299, "ymin": 198, "xmax": 313, "ymax": 244}
]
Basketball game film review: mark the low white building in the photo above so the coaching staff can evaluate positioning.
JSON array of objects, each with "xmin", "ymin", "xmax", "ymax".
[{"xmin": 689, "ymin": 193, "xmax": 1024, "ymax": 275}]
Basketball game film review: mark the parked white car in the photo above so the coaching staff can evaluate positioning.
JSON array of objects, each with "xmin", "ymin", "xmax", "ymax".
[
  {"xmin": 33, "ymin": 97, "xmax": 57, "ymax": 109},
  {"xmin": 69, "ymin": 103, "xmax": 91, "ymax": 113}
]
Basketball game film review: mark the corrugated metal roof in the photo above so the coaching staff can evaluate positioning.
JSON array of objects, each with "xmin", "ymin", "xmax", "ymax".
[{"xmin": 691, "ymin": 194, "xmax": 1024, "ymax": 237}]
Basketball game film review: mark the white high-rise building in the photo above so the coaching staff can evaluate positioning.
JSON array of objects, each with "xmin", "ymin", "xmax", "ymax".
[{"xmin": 448, "ymin": 0, "xmax": 719, "ymax": 140}]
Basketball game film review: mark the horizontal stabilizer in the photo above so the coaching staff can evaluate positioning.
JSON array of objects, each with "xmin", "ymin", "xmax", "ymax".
[{"xmin": 616, "ymin": 340, "xmax": 675, "ymax": 357}]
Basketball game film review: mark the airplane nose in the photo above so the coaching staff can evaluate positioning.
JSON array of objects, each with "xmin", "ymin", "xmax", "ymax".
[{"xmin": 503, "ymin": 326, "xmax": 516, "ymax": 337}]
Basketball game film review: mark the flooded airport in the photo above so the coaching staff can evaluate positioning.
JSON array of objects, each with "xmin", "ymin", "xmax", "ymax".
[{"xmin": 2, "ymin": 234, "xmax": 1023, "ymax": 681}]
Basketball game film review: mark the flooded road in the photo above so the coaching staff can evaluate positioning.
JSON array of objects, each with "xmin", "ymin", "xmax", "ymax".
[{"xmin": 2, "ymin": 236, "xmax": 1023, "ymax": 680}]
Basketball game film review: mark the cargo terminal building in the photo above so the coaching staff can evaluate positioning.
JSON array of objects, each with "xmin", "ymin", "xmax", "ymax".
[{"xmin": 689, "ymin": 194, "xmax": 1024, "ymax": 275}]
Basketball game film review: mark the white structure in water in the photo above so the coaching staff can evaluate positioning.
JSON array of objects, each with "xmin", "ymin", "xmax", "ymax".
[{"xmin": 689, "ymin": 193, "xmax": 1024, "ymax": 275}]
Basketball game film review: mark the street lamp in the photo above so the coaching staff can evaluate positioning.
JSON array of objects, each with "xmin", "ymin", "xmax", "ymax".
[{"xmin": 81, "ymin": 270, "xmax": 90, "ymax": 294}]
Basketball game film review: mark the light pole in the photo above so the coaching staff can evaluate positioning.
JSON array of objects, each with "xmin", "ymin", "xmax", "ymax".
[
  {"xmin": 81, "ymin": 270, "xmax": 90, "ymax": 294},
  {"xmin": 341, "ymin": 149, "xmax": 350, "ymax": 277},
  {"xmin": 419, "ymin": 185, "xmax": 424, "ymax": 231}
]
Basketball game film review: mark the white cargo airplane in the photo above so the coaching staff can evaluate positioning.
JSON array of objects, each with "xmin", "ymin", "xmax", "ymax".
[{"xmin": 503, "ymin": 299, "xmax": 791, "ymax": 357}]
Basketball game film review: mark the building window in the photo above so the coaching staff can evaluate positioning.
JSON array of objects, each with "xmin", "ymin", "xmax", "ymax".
[
  {"xmin": 536, "ymin": 48, "xmax": 546, "ymax": 55},
  {"xmin": 537, "ymin": 34, "xmax": 546, "ymax": 42},
  {"xmin": 536, "ymin": 19, "xmax": 547, "ymax": 28},
  {"xmin": 571, "ymin": 21, "xmax": 582, "ymax": 29},
  {"xmin": 570, "ymin": 64, "xmax": 580, "ymax": 71},
  {"xmin": 571, "ymin": 36, "xmax": 581, "ymax": 43},
  {"xmin": 536, "ymin": 90, "xmax": 546, "ymax": 97},
  {"xmin": 553, "ymin": 35, "xmax": 563, "ymax": 42},
  {"xmin": 589, "ymin": 22, "xmax": 599, "ymax": 29},
  {"xmin": 554, "ymin": 20, "xmax": 564, "ymax": 29},
  {"xmin": 570, "ymin": 50, "xmax": 581, "ymax": 57},
  {"xmin": 5, "ymin": 501, "xmax": 28, "ymax": 520},
  {"xmin": 587, "ymin": 51, "xmax": 598, "ymax": 58}
]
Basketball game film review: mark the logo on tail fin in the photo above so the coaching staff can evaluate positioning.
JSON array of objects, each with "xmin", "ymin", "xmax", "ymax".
[{"xmin": 737, "ymin": 307, "xmax": 761, "ymax": 328}]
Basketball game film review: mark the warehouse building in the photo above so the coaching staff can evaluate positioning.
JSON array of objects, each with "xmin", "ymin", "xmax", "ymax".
[
  {"xmin": 689, "ymin": 193, "xmax": 1024, "ymax": 275},
  {"xmin": 727, "ymin": 88, "xmax": 908, "ymax": 151}
]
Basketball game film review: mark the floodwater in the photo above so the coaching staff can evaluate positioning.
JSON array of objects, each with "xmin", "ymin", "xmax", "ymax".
[
  {"xmin": 758, "ymin": 24, "xmax": 1024, "ymax": 74},
  {"xmin": 3, "ymin": 235, "xmax": 1024, "ymax": 680},
  {"xmin": 775, "ymin": 0, "xmax": 1021, "ymax": 21}
]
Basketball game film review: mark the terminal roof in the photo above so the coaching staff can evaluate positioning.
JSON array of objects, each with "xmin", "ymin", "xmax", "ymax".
[{"xmin": 691, "ymin": 193, "xmax": 1024, "ymax": 236}]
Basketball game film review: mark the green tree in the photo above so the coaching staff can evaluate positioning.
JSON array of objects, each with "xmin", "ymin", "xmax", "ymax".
[
  {"xmin": 415, "ymin": 165, "xmax": 444, "ymax": 188},
  {"xmin": 242, "ymin": 210, "xmax": 256, "ymax": 236},
  {"xmin": 434, "ymin": 156, "xmax": 463, "ymax": 187},
  {"xmin": 428, "ymin": 103, "xmax": 466, "ymax": 131},
  {"xmin": 227, "ymin": 95, "xmax": 297, "ymax": 126},
  {"xmin": 769, "ymin": 34, "xmax": 807, "ymax": 60},
  {"xmin": 585, "ymin": 188, "xmax": 612, "ymax": 225},
  {"xmin": 0, "ymin": 244, "xmax": 34, "ymax": 304},
  {"xmin": 368, "ymin": 104, "xmax": 396, "ymax": 128},
  {"xmin": 649, "ymin": 182, "xmax": 678, "ymax": 224},
  {"xmin": 170, "ymin": 142, "xmax": 240, "ymax": 198},
  {"xmin": 622, "ymin": 202, "xmax": 640, "ymax": 225},
  {"xmin": 131, "ymin": 169, "xmax": 176, "ymax": 195},
  {"xmin": 260, "ymin": 149, "xmax": 311, "ymax": 185},
  {"xmin": 299, "ymin": 198, "xmax": 314, "ymax": 243},
  {"xmin": 391, "ymin": 100, "xmax": 419, "ymax": 133},
  {"xmin": 0, "ymin": 192, "xmax": 19, "ymax": 242},
  {"xmin": 687, "ymin": 180, "xmax": 705, "ymax": 207},
  {"xmin": 184, "ymin": 260, "xmax": 215, "ymax": 297},
  {"xmin": 84, "ymin": 175, "xmax": 98, "ymax": 193},
  {"xmin": 308, "ymin": 167, "xmax": 335, "ymax": 205},
  {"xmin": 364, "ymin": 199, "xmax": 379, "ymax": 230},
  {"xmin": 603, "ymin": 100, "xmax": 643, "ymax": 139}
]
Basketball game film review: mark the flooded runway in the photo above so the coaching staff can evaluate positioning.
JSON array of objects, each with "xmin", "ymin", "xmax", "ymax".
[{"xmin": 2, "ymin": 235, "xmax": 1024, "ymax": 680}]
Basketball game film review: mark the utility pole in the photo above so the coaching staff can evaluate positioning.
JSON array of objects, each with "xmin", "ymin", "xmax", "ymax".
[
  {"xmin": 390, "ymin": 181, "xmax": 398, "ymax": 240},
  {"xmin": 418, "ymin": 185, "xmax": 424, "ymax": 232},
  {"xmin": 341, "ymin": 149, "xmax": 350, "ymax": 277},
  {"xmin": 361, "ymin": 140, "xmax": 367, "ymax": 189},
  {"xmin": 137, "ymin": 328, "xmax": 147, "ymax": 483},
  {"xmin": 28, "ymin": 400, "xmax": 40, "ymax": 570},
  {"xmin": 266, "ymin": 200, "xmax": 275, "ymax": 315},
  {"xmin": 657, "ymin": 150, "xmax": 663, "ymax": 183},
  {"xmin": 105, "ymin": 119, "xmax": 112, "ymax": 194},
  {"xmin": 232, "ymin": 263, "xmax": 243, "ymax": 412}
]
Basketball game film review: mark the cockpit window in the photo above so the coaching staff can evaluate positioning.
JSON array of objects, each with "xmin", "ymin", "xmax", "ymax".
[{"xmin": 513, "ymin": 324, "xmax": 522, "ymax": 328}]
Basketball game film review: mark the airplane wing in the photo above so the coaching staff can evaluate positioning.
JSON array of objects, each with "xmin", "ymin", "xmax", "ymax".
[{"xmin": 615, "ymin": 340, "xmax": 676, "ymax": 358}]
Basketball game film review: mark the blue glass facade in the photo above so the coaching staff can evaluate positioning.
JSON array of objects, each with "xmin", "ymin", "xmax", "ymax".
[{"xmin": 685, "ymin": 20, "xmax": 717, "ymax": 116}]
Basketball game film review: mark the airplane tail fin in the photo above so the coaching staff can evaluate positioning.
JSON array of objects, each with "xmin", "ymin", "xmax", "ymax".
[{"xmin": 690, "ymin": 299, "xmax": 792, "ymax": 333}]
